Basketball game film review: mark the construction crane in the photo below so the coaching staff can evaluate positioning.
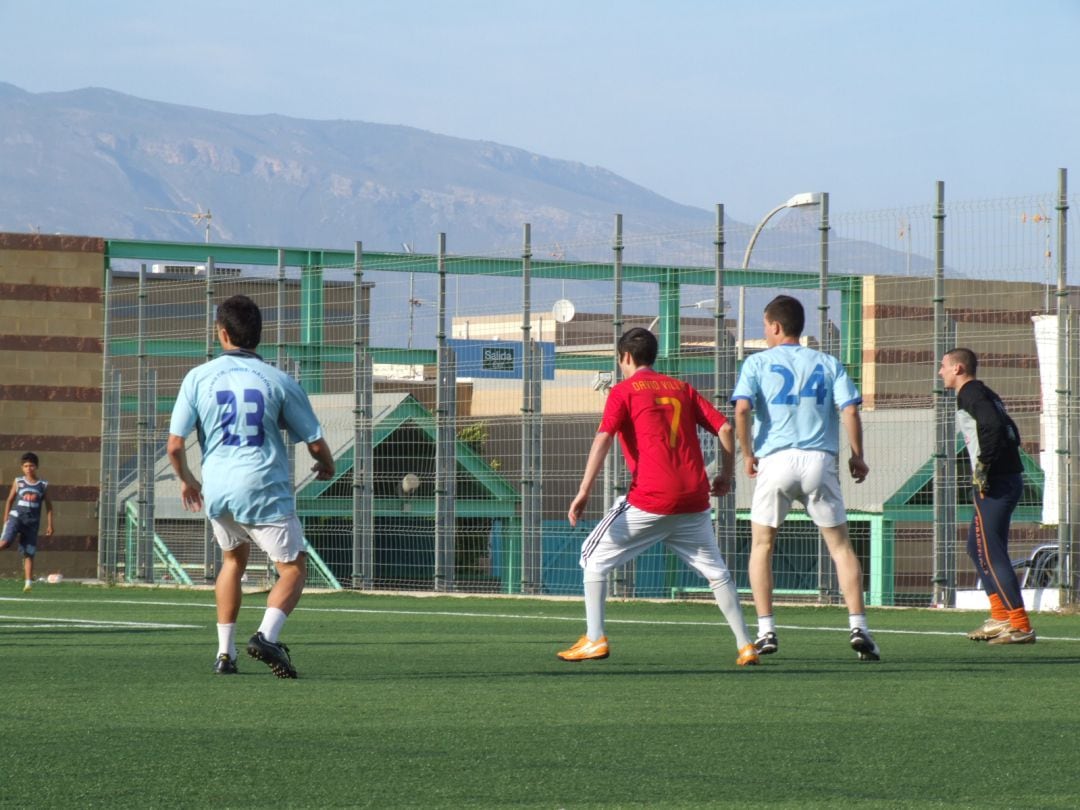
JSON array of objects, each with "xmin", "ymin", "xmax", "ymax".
[{"xmin": 146, "ymin": 205, "xmax": 213, "ymax": 243}]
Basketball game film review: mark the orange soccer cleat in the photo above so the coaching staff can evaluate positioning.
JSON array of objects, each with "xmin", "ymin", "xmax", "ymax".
[
  {"xmin": 736, "ymin": 643, "xmax": 760, "ymax": 667},
  {"xmin": 557, "ymin": 635, "xmax": 610, "ymax": 662}
]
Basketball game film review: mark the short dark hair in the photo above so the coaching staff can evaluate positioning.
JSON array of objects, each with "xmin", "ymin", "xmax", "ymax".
[
  {"xmin": 617, "ymin": 327, "xmax": 658, "ymax": 367},
  {"xmin": 20, "ymin": 452, "xmax": 39, "ymax": 466},
  {"xmin": 216, "ymin": 295, "xmax": 262, "ymax": 350},
  {"xmin": 764, "ymin": 295, "xmax": 805, "ymax": 337},
  {"xmin": 945, "ymin": 347, "xmax": 978, "ymax": 376}
]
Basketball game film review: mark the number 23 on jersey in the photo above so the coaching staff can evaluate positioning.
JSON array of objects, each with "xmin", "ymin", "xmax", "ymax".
[{"xmin": 217, "ymin": 388, "xmax": 266, "ymax": 447}]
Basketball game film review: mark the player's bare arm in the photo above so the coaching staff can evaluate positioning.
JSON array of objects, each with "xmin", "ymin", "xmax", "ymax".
[
  {"xmin": 711, "ymin": 422, "xmax": 736, "ymax": 497},
  {"xmin": 733, "ymin": 400, "xmax": 759, "ymax": 478},
  {"xmin": 43, "ymin": 490, "xmax": 54, "ymax": 535},
  {"xmin": 841, "ymin": 405, "xmax": 869, "ymax": 483},
  {"xmin": 568, "ymin": 432, "xmax": 614, "ymax": 526},
  {"xmin": 166, "ymin": 433, "xmax": 204, "ymax": 512},
  {"xmin": 3, "ymin": 480, "xmax": 16, "ymax": 515},
  {"xmin": 307, "ymin": 439, "xmax": 336, "ymax": 481}
]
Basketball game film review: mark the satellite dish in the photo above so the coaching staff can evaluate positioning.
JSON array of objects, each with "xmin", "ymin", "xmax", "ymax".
[
  {"xmin": 401, "ymin": 473, "xmax": 421, "ymax": 495},
  {"xmin": 552, "ymin": 298, "xmax": 576, "ymax": 323}
]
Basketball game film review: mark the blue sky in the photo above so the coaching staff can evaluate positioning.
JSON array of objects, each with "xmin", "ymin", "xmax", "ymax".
[{"xmin": 2, "ymin": 0, "xmax": 1078, "ymax": 221}]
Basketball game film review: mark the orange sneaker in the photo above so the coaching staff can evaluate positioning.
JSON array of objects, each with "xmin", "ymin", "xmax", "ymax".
[
  {"xmin": 736, "ymin": 643, "xmax": 760, "ymax": 667},
  {"xmin": 557, "ymin": 635, "xmax": 609, "ymax": 661}
]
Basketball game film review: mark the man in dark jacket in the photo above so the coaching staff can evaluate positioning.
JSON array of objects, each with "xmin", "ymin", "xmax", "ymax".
[{"xmin": 939, "ymin": 348, "xmax": 1034, "ymax": 644}]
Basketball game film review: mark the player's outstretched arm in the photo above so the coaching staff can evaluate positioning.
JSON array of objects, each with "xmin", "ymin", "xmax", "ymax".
[
  {"xmin": 733, "ymin": 400, "xmax": 759, "ymax": 478},
  {"xmin": 712, "ymin": 423, "xmax": 735, "ymax": 496},
  {"xmin": 166, "ymin": 434, "xmax": 204, "ymax": 512},
  {"xmin": 841, "ymin": 405, "xmax": 869, "ymax": 483},
  {"xmin": 43, "ymin": 489, "xmax": 54, "ymax": 536},
  {"xmin": 568, "ymin": 432, "xmax": 613, "ymax": 526}
]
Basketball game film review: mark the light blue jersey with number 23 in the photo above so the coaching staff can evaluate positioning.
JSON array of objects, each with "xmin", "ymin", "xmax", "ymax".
[
  {"xmin": 731, "ymin": 344, "xmax": 861, "ymax": 458},
  {"xmin": 169, "ymin": 350, "xmax": 324, "ymax": 523}
]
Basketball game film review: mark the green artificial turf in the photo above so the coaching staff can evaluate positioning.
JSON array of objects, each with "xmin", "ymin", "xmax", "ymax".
[{"xmin": 2, "ymin": 581, "xmax": 1077, "ymax": 808}]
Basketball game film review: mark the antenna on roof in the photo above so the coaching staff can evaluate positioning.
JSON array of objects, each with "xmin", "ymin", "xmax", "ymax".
[{"xmin": 146, "ymin": 205, "xmax": 214, "ymax": 243}]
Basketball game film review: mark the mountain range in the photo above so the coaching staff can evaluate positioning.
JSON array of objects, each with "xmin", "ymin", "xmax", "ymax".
[
  {"xmin": 0, "ymin": 82, "xmax": 724, "ymax": 260},
  {"xmin": 0, "ymin": 81, "xmax": 928, "ymax": 279}
]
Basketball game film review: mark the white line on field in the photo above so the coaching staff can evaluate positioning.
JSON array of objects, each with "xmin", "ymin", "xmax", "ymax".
[
  {"xmin": 2, "ymin": 597, "xmax": 1078, "ymax": 642},
  {"xmin": 294, "ymin": 608, "xmax": 1080, "ymax": 643},
  {"xmin": 0, "ymin": 613, "xmax": 199, "ymax": 629}
]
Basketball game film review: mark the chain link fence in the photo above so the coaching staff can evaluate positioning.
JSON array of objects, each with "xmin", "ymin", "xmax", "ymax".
[{"xmin": 100, "ymin": 176, "xmax": 1079, "ymax": 608}]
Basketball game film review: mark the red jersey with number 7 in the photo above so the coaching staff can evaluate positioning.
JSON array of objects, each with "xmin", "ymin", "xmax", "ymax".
[{"xmin": 598, "ymin": 368, "xmax": 726, "ymax": 514}]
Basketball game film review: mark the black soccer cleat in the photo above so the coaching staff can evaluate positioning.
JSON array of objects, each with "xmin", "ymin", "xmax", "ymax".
[
  {"xmin": 247, "ymin": 632, "xmax": 298, "ymax": 679},
  {"xmin": 754, "ymin": 632, "xmax": 779, "ymax": 655},
  {"xmin": 214, "ymin": 653, "xmax": 238, "ymax": 675},
  {"xmin": 849, "ymin": 628, "xmax": 881, "ymax": 661}
]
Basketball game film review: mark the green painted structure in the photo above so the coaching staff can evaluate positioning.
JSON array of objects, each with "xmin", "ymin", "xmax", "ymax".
[{"xmin": 104, "ymin": 237, "xmax": 901, "ymax": 598}]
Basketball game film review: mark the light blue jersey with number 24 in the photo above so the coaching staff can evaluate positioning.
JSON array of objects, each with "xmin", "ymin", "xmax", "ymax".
[
  {"xmin": 731, "ymin": 344, "xmax": 861, "ymax": 458},
  {"xmin": 169, "ymin": 350, "xmax": 324, "ymax": 524}
]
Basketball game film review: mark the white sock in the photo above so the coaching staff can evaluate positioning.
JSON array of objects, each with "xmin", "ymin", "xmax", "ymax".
[
  {"xmin": 710, "ymin": 578, "xmax": 752, "ymax": 648},
  {"xmin": 757, "ymin": 614, "xmax": 776, "ymax": 636},
  {"xmin": 258, "ymin": 607, "xmax": 288, "ymax": 643},
  {"xmin": 217, "ymin": 623, "xmax": 236, "ymax": 658},
  {"xmin": 849, "ymin": 613, "xmax": 868, "ymax": 632},
  {"xmin": 25, "ymin": 579, "xmax": 32, "ymax": 588},
  {"xmin": 584, "ymin": 578, "xmax": 607, "ymax": 641}
]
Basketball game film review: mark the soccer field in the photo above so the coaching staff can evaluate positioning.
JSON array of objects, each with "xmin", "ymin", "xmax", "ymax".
[{"xmin": 3, "ymin": 581, "xmax": 1078, "ymax": 809}]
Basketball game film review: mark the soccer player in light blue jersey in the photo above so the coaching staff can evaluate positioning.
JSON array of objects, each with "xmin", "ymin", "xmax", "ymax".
[
  {"xmin": 168, "ymin": 295, "xmax": 335, "ymax": 678},
  {"xmin": 732, "ymin": 295, "xmax": 880, "ymax": 661}
]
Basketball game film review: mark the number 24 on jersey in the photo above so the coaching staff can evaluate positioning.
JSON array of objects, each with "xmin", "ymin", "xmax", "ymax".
[{"xmin": 769, "ymin": 364, "xmax": 827, "ymax": 406}]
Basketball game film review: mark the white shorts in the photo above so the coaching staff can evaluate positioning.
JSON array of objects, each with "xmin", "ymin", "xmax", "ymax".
[
  {"xmin": 579, "ymin": 497, "xmax": 732, "ymax": 583},
  {"xmin": 751, "ymin": 448, "xmax": 847, "ymax": 529},
  {"xmin": 210, "ymin": 513, "xmax": 306, "ymax": 563}
]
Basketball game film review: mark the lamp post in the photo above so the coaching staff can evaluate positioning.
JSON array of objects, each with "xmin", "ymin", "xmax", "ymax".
[
  {"xmin": 647, "ymin": 299, "xmax": 717, "ymax": 333},
  {"xmin": 737, "ymin": 192, "xmax": 824, "ymax": 360}
]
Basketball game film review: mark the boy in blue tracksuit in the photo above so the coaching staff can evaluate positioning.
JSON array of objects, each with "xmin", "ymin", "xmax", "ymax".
[{"xmin": 2, "ymin": 452, "xmax": 54, "ymax": 592}]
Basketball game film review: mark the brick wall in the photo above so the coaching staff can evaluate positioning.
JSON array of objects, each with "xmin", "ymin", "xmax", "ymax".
[{"xmin": 0, "ymin": 233, "xmax": 104, "ymax": 578}]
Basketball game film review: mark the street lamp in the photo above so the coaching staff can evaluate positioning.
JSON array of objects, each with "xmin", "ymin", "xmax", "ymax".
[
  {"xmin": 647, "ymin": 299, "xmax": 716, "ymax": 332},
  {"xmin": 737, "ymin": 192, "xmax": 824, "ymax": 359}
]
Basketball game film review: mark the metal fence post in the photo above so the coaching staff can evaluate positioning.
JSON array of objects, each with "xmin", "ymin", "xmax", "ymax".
[
  {"xmin": 713, "ymin": 204, "xmax": 737, "ymax": 573},
  {"xmin": 134, "ymin": 264, "xmax": 153, "ymax": 581},
  {"xmin": 609, "ymin": 214, "xmax": 633, "ymax": 597},
  {"xmin": 99, "ymin": 370, "xmax": 121, "ymax": 581},
  {"xmin": 98, "ymin": 263, "xmax": 119, "ymax": 582},
  {"xmin": 277, "ymin": 250, "xmax": 294, "ymax": 584},
  {"xmin": 203, "ymin": 256, "xmax": 218, "ymax": 582},
  {"xmin": 520, "ymin": 223, "xmax": 542, "ymax": 594},
  {"xmin": 1054, "ymin": 168, "xmax": 1075, "ymax": 607},
  {"xmin": 353, "ymin": 241, "xmax": 374, "ymax": 589},
  {"xmin": 816, "ymin": 192, "xmax": 836, "ymax": 604},
  {"xmin": 818, "ymin": 192, "xmax": 832, "ymax": 356},
  {"xmin": 931, "ymin": 182, "xmax": 957, "ymax": 607},
  {"xmin": 434, "ymin": 233, "xmax": 456, "ymax": 592}
]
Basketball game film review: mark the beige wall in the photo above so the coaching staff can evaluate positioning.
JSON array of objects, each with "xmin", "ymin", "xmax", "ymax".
[
  {"xmin": 0, "ymin": 234, "xmax": 105, "ymax": 578},
  {"xmin": 861, "ymin": 274, "xmax": 1060, "ymax": 450}
]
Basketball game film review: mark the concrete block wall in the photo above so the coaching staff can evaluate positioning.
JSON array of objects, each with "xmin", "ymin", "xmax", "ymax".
[
  {"xmin": 0, "ymin": 233, "xmax": 105, "ymax": 578},
  {"xmin": 861, "ymin": 274, "xmax": 1052, "ymax": 449}
]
